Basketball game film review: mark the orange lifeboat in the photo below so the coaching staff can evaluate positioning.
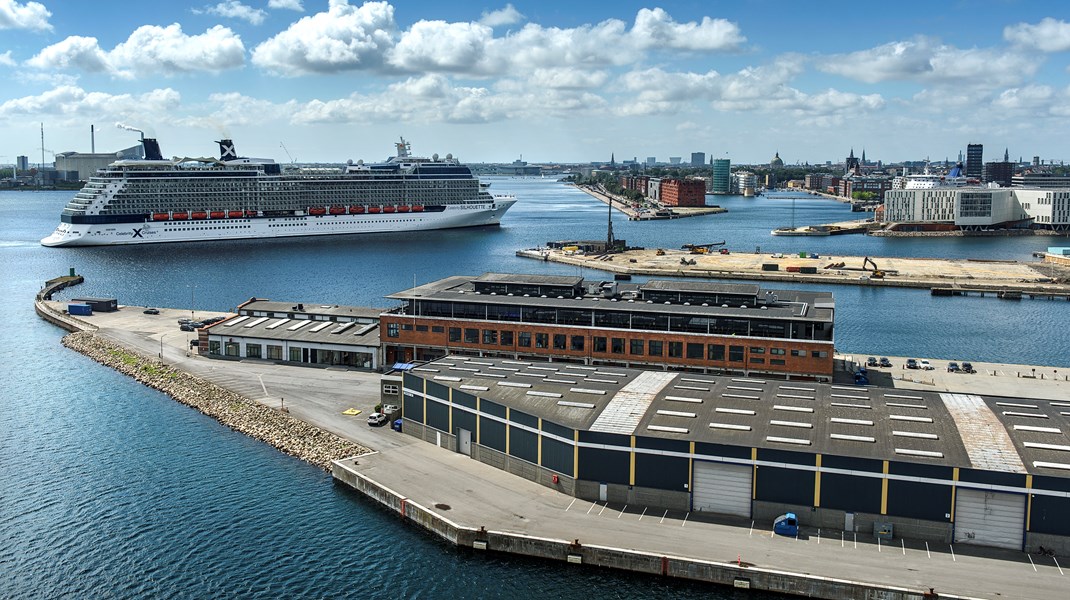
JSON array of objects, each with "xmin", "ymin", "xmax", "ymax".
[
  {"xmin": 397, "ymin": 205, "xmax": 411, "ymax": 213},
  {"xmin": 172, "ymin": 212, "xmax": 188, "ymax": 220},
  {"xmin": 383, "ymin": 205, "xmax": 396, "ymax": 214},
  {"xmin": 411, "ymin": 205, "xmax": 424, "ymax": 213},
  {"xmin": 349, "ymin": 205, "xmax": 365, "ymax": 214},
  {"xmin": 228, "ymin": 210, "xmax": 244, "ymax": 218},
  {"xmin": 309, "ymin": 207, "xmax": 326, "ymax": 216},
  {"xmin": 152, "ymin": 213, "xmax": 169, "ymax": 221},
  {"xmin": 329, "ymin": 206, "xmax": 345, "ymax": 215},
  {"xmin": 191, "ymin": 211, "xmax": 208, "ymax": 220},
  {"xmin": 210, "ymin": 211, "xmax": 226, "ymax": 219},
  {"xmin": 244, "ymin": 210, "xmax": 258, "ymax": 218},
  {"xmin": 368, "ymin": 206, "xmax": 381, "ymax": 214}
]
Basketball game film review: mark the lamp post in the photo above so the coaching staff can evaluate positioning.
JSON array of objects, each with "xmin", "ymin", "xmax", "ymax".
[{"xmin": 188, "ymin": 284, "xmax": 197, "ymax": 322}]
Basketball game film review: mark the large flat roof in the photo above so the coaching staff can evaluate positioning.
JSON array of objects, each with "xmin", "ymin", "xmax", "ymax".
[
  {"xmin": 388, "ymin": 274, "xmax": 834, "ymax": 324},
  {"xmin": 410, "ymin": 355, "xmax": 1070, "ymax": 477},
  {"xmin": 207, "ymin": 314, "xmax": 380, "ymax": 347},
  {"xmin": 241, "ymin": 300, "xmax": 383, "ymax": 321}
]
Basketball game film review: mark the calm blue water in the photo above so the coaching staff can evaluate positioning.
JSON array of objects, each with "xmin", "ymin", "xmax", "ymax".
[{"xmin": 2, "ymin": 180, "xmax": 1067, "ymax": 598}]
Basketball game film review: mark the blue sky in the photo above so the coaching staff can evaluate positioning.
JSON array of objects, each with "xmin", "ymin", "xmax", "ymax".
[{"xmin": 1, "ymin": 0, "xmax": 1068, "ymax": 165}]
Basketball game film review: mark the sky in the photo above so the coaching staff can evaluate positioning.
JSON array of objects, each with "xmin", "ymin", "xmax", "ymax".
[{"xmin": 1, "ymin": 0, "xmax": 1069, "ymax": 166}]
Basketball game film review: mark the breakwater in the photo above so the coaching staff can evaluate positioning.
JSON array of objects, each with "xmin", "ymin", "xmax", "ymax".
[{"xmin": 61, "ymin": 331, "xmax": 370, "ymax": 470}]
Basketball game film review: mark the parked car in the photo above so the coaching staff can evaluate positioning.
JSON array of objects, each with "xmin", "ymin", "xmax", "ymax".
[
  {"xmin": 866, "ymin": 356, "xmax": 878, "ymax": 367},
  {"xmin": 177, "ymin": 317, "xmax": 192, "ymax": 324},
  {"xmin": 947, "ymin": 362, "xmax": 960, "ymax": 372},
  {"xmin": 962, "ymin": 362, "xmax": 975, "ymax": 374},
  {"xmin": 202, "ymin": 316, "xmax": 226, "ymax": 325},
  {"xmin": 179, "ymin": 323, "xmax": 196, "ymax": 332},
  {"xmin": 143, "ymin": 308, "xmax": 160, "ymax": 315},
  {"xmin": 906, "ymin": 358, "xmax": 918, "ymax": 369},
  {"xmin": 367, "ymin": 413, "xmax": 389, "ymax": 427},
  {"xmin": 920, "ymin": 359, "xmax": 934, "ymax": 370},
  {"xmin": 879, "ymin": 357, "xmax": 892, "ymax": 368}
]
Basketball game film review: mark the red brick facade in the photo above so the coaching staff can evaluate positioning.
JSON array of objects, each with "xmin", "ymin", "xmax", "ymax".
[
  {"xmin": 381, "ymin": 315, "xmax": 834, "ymax": 379},
  {"xmin": 659, "ymin": 178, "xmax": 707, "ymax": 207}
]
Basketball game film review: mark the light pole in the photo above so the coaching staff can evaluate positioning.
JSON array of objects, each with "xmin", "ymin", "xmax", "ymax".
[{"xmin": 188, "ymin": 284, "xmax": 197, "ymax": 322}]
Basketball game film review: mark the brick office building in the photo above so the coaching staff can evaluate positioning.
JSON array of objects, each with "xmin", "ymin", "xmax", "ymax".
[
  {"xmin": 380, "ymin": 273, "xmax": 835, "ymax": 380},
  {"xmin": 659, "ymin": 178, "xmax": 707, "ymax": 207}
]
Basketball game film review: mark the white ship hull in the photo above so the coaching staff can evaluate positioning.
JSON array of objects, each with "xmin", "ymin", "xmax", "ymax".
[{"xmin": 42, "ymin": 199, "xmax": 516, "ymax": 247}]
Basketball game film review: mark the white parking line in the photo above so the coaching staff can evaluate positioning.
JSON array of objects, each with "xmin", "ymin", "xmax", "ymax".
[
  {"xmin": 1054, "ymin": 556, "xmax": 1064, "ymax": 576},
  {"xmin": 660, "ymin": 509, "xmax": 668, "ymax": 524},
  {"xmin": 587, "ymin": 502, "xmax": 597, "ymax": 515},
  {"xmin": 841, "ymin": 532, "xmax": 844, "ymax": 548},
  {"xmin": 878, "ymin": 538, "xmax": 881, "ymax": 553},
  {"xmin": 749, "ymin": 521, "xmax": 754, "ymax": 536},
  {"xmin": 950, "ymin": 545, "xmax": 956, "ymax": 562},
  {"xmin": 901, "ymin": 539, "xmax": 906, "ymax": 555},
  {"xmin": 854, "ymin": 533, "xmax": 857, "ymax": 549},
  {"xmin": 598, "ymin": 503, "xmax": 608, "ymax": 516},
  {"xmin": 817, "ymin": 528, "xmax": 821, "ymax": 544},
  {"xmin": 618, "ymin": 504, "xmax": 627, "ymax": 518},
  {"xmin": 565, "ymin": 498, "xmax": 576, "ymax": 512},
  {"xmin": 682, "ymin": 512, "xmax": 689, "ymax": 527},
  {"xmin": 1028, "ymin": 553, "xmax": 1037, "ymax": 572},
  {"xmin": 925, "ymin": 541, "xmax": 931, "ymax": 559},
  {"xmin": 638, "ymin": 507, "xmax": 647, "ymax": 521}
]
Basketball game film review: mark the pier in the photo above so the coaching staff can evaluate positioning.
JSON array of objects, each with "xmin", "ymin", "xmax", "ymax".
[
  {"xmin": 572, "ymin": 184, "xmax": 727, "ymax": 220},
  {"xmin": 518, "ymin": 246, "xmax": 1070, "ymax": 295}
]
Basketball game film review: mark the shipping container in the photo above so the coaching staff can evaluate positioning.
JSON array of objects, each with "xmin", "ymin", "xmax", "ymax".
[{"xmin": 67, "ymin": 303, "xmax": 92, "ymax": 316}]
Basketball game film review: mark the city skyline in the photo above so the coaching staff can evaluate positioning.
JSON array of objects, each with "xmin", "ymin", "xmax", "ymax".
[{"xmin": 1, "ymin": 0, "xmax": 1069, "ymax": 165}]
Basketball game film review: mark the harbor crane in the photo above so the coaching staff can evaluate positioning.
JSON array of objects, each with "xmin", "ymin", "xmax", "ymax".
[{"xmin": 681, "ymin": 241, "xmax": 726, "ymax": 254}]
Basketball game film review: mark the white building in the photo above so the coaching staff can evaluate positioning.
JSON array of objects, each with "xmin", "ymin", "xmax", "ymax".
[
  {"xmin": 201, "ymin": 299, "xmax": 382, "ymax": 369},
  {"xmin": 883, "ymin": 186, "xmax": 1069, "ymax": 231}
]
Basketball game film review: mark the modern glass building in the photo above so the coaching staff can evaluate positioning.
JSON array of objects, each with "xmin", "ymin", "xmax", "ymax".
[{"xmin": 711, "ymin": 158, "xmax": 731, "ymax": 195}]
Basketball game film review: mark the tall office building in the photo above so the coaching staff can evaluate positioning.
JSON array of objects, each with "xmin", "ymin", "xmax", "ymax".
[
  {"xmin": 966, "ymin": 143, "xmax": 983, "ymax": 179},
  {"xmin": 16, "ymin": 156, "xmax": 29, "ymax": 171},
  {"xmin": 646, "ymin": 156, "xmax": 656, "ymax": 166},
  {"xmin": 691, "ymin": 152, "xmax": 706, "ymax": 166},
  {"xmin": 711, "ymin": 158, "xmax": 731, "ymax": 195}
]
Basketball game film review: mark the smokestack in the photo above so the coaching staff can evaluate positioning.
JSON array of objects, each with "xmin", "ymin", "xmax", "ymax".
[
  {"xmin": 91, "ymin": 124, "xmax": 95, "ymax": 154},
  {"xmin": 142, "ymin": 139, "xmax": 163, "ymax": 161},
  {"xmin": 217, "ymin": 139, "xmax": 236, "ymax": 160}
]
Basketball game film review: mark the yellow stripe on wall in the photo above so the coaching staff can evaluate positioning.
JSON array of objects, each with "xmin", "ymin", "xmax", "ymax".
[
  {"xmin": 537, "ymin": 418, "xmax": 543, "ymax": 466},
  {"xmin": 1026, "ymin": 474, "xmax": 1033, "ymax": 531},
  {"xmin": 751, "ymin": 447, "xmax": 758, "ymax": 499},
  {"xmin": 880, "ymin": 460, "xmax": 889, "ymax": 515},
  {"xmin": 950, "ymin": 467, "xmax": 959, "ymax": 522},
  {"xmin": 505, "ymin": 407, "xmax": 510, "ymax": 455},
  {"xmin": 629, "ymin": 436, "xmax": 636, "ymax": 486},
  {"xmin": 814, "ymin": 455, "xmax": 822, "ymax": 508},
  {"xmin": 573, "ymin": 430, "xmax": 579, "ymax": 479}
]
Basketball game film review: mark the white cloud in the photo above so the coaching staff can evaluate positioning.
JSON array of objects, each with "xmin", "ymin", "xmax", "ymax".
[
  {"xmin": 0, "ymin": 85, "xmax": 181, "ymax": 124},
  {"xmin": 268, "ymin": 0, "xmax": 303, "ymax": 11},
  {"xmin": 631, "ymin": 7, "xmax": 744, "ymax": 51},
  {"xmin": 818, "ymin": 37, "xmax": 1036, "ymax": 88},
  {"xmin": 479, "ymin": 4, "xmax": 523, "ymax": 28},
  {"xmin": 26, "ymin": 24, "xmax": 246, "ymax": 78},
  {"xmin": 199, "ymin": 1, "xmax": 267, "ymax": 25},
  {"xmin": 0, "ymin": 50, "xmax": 16, "ymax": 66},
  {"xmin": 527, "ymin": 67, "xmax": 608, "ymax": 90},
  {"xmin": 992, "ymin": 85, "xmax": 1055, "ymax": 110},
  {"xmin": 0, "ymin": 0, "xmax": 51, "ymax": 31},
  {"xmin": 1004, "ymin": 18, "xmax": 1070, "ymax": 52},
  {"xmin": 389, "ymin": 20, "xmax": 493, "ymax": 73},
  {"xmin": 251, "ymin": 0, "xmax": 397, "ymax": 75}
]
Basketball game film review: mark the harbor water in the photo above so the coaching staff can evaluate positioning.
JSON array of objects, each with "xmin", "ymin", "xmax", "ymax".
[{"xmin": 2, "ymin": 180, "xmax": 1067, "ymax": 598}]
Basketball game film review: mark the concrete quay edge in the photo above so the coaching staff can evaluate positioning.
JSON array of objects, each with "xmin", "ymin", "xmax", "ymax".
[{"xmin": 331, "ymin": 458, "xmax": 974, "ymax": 600}]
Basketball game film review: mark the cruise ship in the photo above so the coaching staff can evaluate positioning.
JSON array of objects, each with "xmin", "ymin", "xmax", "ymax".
[{"xmin": 41, "ymin": 138, "xmax": 516, "ymax": 247}]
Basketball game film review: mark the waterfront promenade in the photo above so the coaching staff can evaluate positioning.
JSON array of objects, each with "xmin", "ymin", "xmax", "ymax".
[
  {"xmin": 37, "ymin": 300, "xmax": 1070, "ymax": 599},
  {"xmin": 519, "ymin": 246, "xmax": 1070, "ymax": 294}
]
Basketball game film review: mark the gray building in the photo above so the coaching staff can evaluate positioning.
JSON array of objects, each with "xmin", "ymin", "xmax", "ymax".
[
  {"xmin": 966, "ymin": 143, "xmax": 983, "ymax": 179},
  {"xmin": 16, "ymin": 155, "xmax": 28, "ymax": 171},
  {"xmin": 398, "ymin": 355, "xmax": 1070, "ymax": 554},
  {"xmin": 54, "ymin": 145, "xmax": 144, "ymax": 181},
  {"xmin": 691, "ymin": 152, "xmax": 705, "ymax": 167}
]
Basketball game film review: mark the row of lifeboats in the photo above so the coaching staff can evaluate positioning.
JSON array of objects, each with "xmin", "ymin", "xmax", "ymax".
[
  {"xmin": 309, "ymin": 205, "xmax": 425, "ymax": 216},
  {"xmin": 152, "ymin": 210, "xmax": 255, "ymax": 221},
  {"xmin": 150, "ymin": 204, "xmax": 427, "ymax": 222}
]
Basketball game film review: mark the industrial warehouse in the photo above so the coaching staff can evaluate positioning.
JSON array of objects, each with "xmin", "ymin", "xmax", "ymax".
[
  {"xmin": 396, "ymin": 354, "xmax": 1070, "ymax": 554},
  {"xmin": 381, "ymin": 273, "xmax": 836, "ymax": 380}
]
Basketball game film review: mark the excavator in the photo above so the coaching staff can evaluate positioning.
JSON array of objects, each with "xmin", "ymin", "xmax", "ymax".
[
  {"xmin": 681, "ymin": 241, "xmax": 726, "ymax": 254},
  {"xmin": 862, "ymin": 256, "xmax": 885, "ymax": 278}
]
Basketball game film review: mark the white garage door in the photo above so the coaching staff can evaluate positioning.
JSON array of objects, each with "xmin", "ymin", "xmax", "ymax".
[
  {"xmin": 693, "ymin": 461, "xmax": 752, "ymax": 518},
  {"xmin": 954, "ymin": 488, "xmax": 1025, "ymax": 550}
]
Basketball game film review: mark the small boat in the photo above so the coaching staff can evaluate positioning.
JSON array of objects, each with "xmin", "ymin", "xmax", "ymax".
[
  {"xmin": 349, "ymin": 205, "xmax": 365, "ymax": 214},
  {"xmin": 411, "ymin": 205, "xmax": 424, "ymax": 213},
  {"xmin": 172, "ymin": 212, "xmax": 188, "ymax": 220},
  {"xmin": 210, "ymin": 211, "xmax": 226, "ymax": 219},
  {"xmin": 383, "ymin": 205, "xmax": 396, "ymax": 213},
  {"xmin": 191, "ymin": 211, "xmax": 208, "ymax": 220},
  {"xmin": 309, "ymin": 207, "xmax": 326, "ymax": 216},
  {"xmin": 228, "ymin": 210, "xmax": 244, "ymax": 218},
  {"xmin": 329, "ymin": 206, "xmax": 346, "ymax": 215},
  {"xmin": 397, "ymin": 205, "xmax": 411, "ymax": 213},
  {"xmin": 152, "ymin": 213, "xmax": 169, "ymax": 221},
  {"xmin": 368, "ymin": 206, "xmax": 381, "ymax": 214}
]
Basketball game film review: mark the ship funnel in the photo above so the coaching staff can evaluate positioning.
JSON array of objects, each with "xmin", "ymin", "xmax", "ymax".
[
  {"xmin": 142, "ymin": 138, "xmax": 164, "ymax": 161},
  {"xmin": 217, "ymin": 139, "xmax": 237, "ymax": 160}
]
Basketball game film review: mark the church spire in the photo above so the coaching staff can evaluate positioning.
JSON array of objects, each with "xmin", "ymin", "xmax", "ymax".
[
  {"xmin": 610, "ymin": 152, "xmax": 615, "ymax": 166},
  {"xmin": 1004, "ymin": 148, "xmax": 1010, "ymax": 162}
]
